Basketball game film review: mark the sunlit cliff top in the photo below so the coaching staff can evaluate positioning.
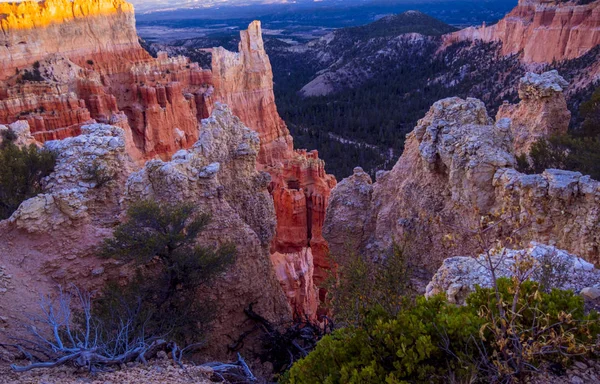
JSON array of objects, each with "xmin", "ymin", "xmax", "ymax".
[{"xmin": 0, "ymin": 0, "xmax": 133, "ymax": 31}]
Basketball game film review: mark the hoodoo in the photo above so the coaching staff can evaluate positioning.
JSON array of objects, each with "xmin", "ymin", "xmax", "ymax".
[{"xmin": 211, "ymin": 21, "xmax": 336, "ymax": 318}]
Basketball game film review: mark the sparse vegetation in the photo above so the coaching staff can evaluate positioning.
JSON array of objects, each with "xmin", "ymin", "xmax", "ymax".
[
  {"xmin": 517, "ymin": 135, "xmax": 600, "ymax": 180},
  {"xmin": 0, "ymin": 135, "xmax": 56, "ymax": 220},
  {"xmin": 20, "ymin": 62, "xmax": 44, "ymax": 82},
  {"xmin": 6, "ymin": 286, "xmax": 171, "ymax": 372},
  {"xmin": 325, "ymin": 243, "xmax": 415, "ymax": 327},
  {"xmin": 283, "ymin": 277, "xmax": 599, "ymax": 384},
  {"xmin": 4, "ymin": 285, "xmax": 259, "ymax": 381},
  {"xmin": 579, "ymin": 85, "xmax": 600, "ymax": 138},
  {"xmin": 339, "ymin": 11, "xmax": 458, "ymax": 39},
  {"xmin": 98, "ymin": 200, "xmax": 237, "ymax": 344},
  {"xmin": 284, "ymin": 211, "xmax": 600, "ymax": 383}
]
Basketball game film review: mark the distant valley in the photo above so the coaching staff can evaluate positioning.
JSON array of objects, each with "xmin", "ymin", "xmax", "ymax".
[
  {"xmin": 137, "ymin": 0, "xmax": 517, "ymax": 45},
  {"xmin": 140, "ymin": 0, "xmax": 599, "ymax": 178}
]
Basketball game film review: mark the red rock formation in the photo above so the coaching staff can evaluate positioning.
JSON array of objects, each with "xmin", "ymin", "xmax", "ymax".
[
  {"xmin": 0, "ymin": 90, "xmax": 91, "ymax": 141},
  {"xmin": 211, "ymin": 21, "xmax": 294, "ymax": 166},
  {"xmin": 107, "ymin": 54, "xmax": 213, "ymax": 159},
  {"xmin": 211, "ymin": 22, "xmax": 337, "ymax": 319},
  {"xmin": 444, "ymin": 0, "xmax": 600, "ymax": 63},
  {"xmin": 268, "ymin": 150, "xmax": 336, "ymax": 317},
  {"xmin": 0, "ymin": 1, "xmax": 214, "ymax": 161}
]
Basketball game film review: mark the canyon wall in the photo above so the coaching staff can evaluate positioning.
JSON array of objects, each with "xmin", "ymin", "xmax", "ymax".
[
  {"xmin": 444, "ymin": 0, "xmax": 600, "ymax": 63},
  {"xmin": 324, "ymin": 72, "xmax": 600, "ymax": 276},
  {"xmin": 0, "ymin": 0, "xmax": 213, "ymax": 161}
]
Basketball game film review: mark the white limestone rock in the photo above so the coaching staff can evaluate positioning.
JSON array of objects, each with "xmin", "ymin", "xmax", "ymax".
[
  {"xmin": 7, "ymin": 123, "xmax": 132, "ymax": 233},
  {"xmin": 426, "ymin": 243, "xmax": 600, "ymax": 304}
]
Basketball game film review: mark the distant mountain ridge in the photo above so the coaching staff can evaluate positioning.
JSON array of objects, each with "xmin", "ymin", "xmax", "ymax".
[
  {"xmin": 342, "ymin": 10, "xmax": 458, "ymax": 39},
  {"xmin": 295, "ymin": 11, "xmax": 457, "ymax": 97},
  {"xmin": 445, "ymin": 0, "xmax": 600, "ymax": 63}
]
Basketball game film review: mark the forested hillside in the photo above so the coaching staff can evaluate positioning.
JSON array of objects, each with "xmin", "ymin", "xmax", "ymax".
[{"xmin": 143, "ymin": 10, "xmax": 599, "ymax": 179}]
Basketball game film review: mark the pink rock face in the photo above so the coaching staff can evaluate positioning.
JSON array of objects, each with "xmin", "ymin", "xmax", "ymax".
[
  {"xmin": 444, "ymin": 0, "xmax": 600, "ymax": 63},
  {"xmin": 497, "ymin": 70, "xmax": 571, "ymax": 155},
  {"xmin": 211, "ymin": 21, "xmax": 294, "ymax": 166},
  {"xmin": 270, "ymin": 248, "xmax": 318, "ymax": 319}
]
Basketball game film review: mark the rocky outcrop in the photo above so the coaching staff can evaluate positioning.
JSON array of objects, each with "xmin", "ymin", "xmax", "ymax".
[
  {"xmin": 0, "ymin": 120, "xmax": 36, "ymax": 147},
  {"xmin": 0, "ymin": 122, "xmax": 133, "ymax": 353},
  {"xmin": 124, "ymin": 104, "xmax": 291, "ymax": 353},
  {"xmin": 324, "ymin": 92, "xmax": 600, "ymax": 275},
  {"xmin": 9, "ymin": 123, "xmax": 132, "ymax": 233},
  {"xmin": 0, "ymin": 106, "xmax": 291, "ymax": 361},
  {"xmin": 325, "ymin": 97, "xmax": 515, "ymax": 270},
  {"xmin": 497, "ymin": 71, "xmax": 571, "ymax": 155},
  {"xmin": 444, "ymin": 0, "xmax": 600, "ymax": 63},
  {"xmin": 426, "ymin": 243, "xmax": 600, "ymax": 304}
]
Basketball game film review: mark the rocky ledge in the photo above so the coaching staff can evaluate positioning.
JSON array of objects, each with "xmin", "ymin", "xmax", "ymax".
[{"xmin": 426, "ymin": 243, "xmax": 600, "ymax": 304}]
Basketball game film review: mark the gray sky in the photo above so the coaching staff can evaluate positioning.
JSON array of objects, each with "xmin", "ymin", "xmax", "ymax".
[{"xmin": 129, "ymin": 0, "xmax": 298, "ymax": 12}]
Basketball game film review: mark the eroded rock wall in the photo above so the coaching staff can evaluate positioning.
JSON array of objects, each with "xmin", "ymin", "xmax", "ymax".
[
  {"xmin": 0, "ymin": 0, "xmax": 151, "ymax": 80},
  {"xmin": 0, "ymin": 1, "xmax": 213, "ymax": 161},
  {"xmin": 444, "ymin": 0, "xmax": 600, "ymax": 63}
]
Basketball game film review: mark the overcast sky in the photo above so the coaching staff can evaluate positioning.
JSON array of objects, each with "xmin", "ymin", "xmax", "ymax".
[{"xmin": 129, "ymin": 0, "xmax": 304, "ymax": 12}]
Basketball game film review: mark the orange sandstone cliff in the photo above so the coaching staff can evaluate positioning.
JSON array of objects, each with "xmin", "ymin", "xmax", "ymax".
[
  {"xmin": 444, "ymin": 0, "xmax": 600, "ymax": 63},
  {"xmin": 0, "ymin": 1, "xmax": 335, "ymax": 319},
  {"xmin": 0, "ymin": 0, "xmax": 151, "ymax": 79}
]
